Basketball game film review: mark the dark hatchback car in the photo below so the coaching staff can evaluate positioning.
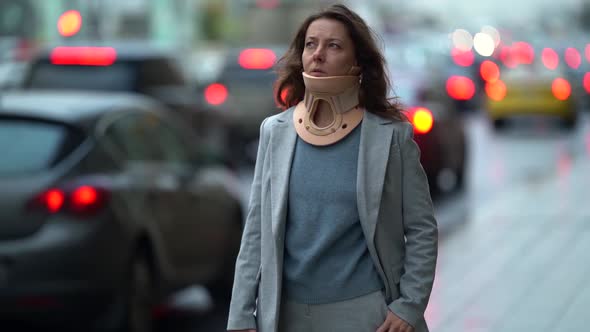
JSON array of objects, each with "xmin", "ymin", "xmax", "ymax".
[
  {"xmin": 19, "ymin": 42, "xmax": 231, "ymax": 164},
  {"xmin": 0, "ymin": 91, "xmax": 244, "ymax": 331},
  {"xmin": 202, "ymin": 45, "xmax": 287, "ymax": 163}
]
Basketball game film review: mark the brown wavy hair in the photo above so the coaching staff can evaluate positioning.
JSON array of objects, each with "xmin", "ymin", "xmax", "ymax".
[{"xmin": 274, "ymin": 4, "xmax": 405, "ymax": 121}]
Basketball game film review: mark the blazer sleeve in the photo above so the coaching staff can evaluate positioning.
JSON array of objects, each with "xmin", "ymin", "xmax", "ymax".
[
  {"xmin": 227, "ymin": 117, "xmax": 269, "ymax": 330},
  {"xmin": 388, "ymin": 123, "xmax": 439, "ymax": 328}
]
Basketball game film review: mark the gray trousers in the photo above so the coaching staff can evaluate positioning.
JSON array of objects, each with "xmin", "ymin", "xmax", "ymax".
[{"xmin": 278, "ymin": 290, "xmax": 389, "ymax": 332}]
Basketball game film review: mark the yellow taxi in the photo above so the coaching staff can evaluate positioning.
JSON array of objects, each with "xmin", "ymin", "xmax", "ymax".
[{"xmin": 484, "ymin": 59, "xmax": 578, "ymax": 130}]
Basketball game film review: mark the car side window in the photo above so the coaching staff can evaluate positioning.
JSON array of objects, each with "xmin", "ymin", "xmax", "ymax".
[
  {"xmin": 150, "ymin": 116, "xmax": 193, "ymax": 165},
  {"xmin": 101, "ymin": 112, "xmax": 164, "ymax": 162}
]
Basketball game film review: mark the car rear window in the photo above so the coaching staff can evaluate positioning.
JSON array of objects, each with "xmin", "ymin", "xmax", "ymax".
[
  {"xmin": 0, "ymin": 118, "xmax": 84, "ymax": 176},
  {"xmin": 25, "ymin": 61, "xmax": 136, "ymax": 91}
]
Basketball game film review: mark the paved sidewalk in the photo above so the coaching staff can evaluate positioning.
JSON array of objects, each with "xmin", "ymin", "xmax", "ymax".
[{"xmin": 426, "ymin": 148, "xmax": 590, "ymax": 331}]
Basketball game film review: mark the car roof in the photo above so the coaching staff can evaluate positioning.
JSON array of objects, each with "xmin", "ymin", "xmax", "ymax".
[
  {"xmin": 0, "ymin": 90, "xmax": 161, "ymax": 129},
  {"xmin": 33, "ymin": 40, "xmax": 177, "ymax": 62}
]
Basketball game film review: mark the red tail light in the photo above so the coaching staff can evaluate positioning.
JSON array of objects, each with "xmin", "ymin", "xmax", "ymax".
[
  {"xmin": 38, "ymin": 189, "xmax": 66, "ymax": 213},
  {"xmin": 446, "ymin": 76, "xmax": 475, "ymax": 101},
  {"xmin": 583, "ymin": 72, "xmax": 590, "ymax": 94},
  {"xmin": 50, "ymin": 47, "xmax": 117, "ymax": 66},
  {"xmin": 552, "ymin": 78, "xmax": 571, "ymax": 101},
  {"xmin": 30, "ymin": 185, "xmax": 108, "ymax": 216},
  {"xmin": 204, "ymin": 83, "xmax": 228, "ymax": 105},
  {"xmin": 405, "ymin": 107, "xmax": 434, "ymax": 134},
  {"xmin": 238, "ymin": 48, "xmax": 276, "ymax": 70}
]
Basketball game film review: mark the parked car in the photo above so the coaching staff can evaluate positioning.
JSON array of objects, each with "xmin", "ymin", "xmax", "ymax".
[
  {"xmin": 0, "ymin": 91, "xmax": 244, "ymax": 331},
  {"xmin": 18, "ymin": 42, "xmax": 232, "ymax": 165},
  {"xmin": 385, "ymin": 37, "xmax": 468, "ymax": 196}
]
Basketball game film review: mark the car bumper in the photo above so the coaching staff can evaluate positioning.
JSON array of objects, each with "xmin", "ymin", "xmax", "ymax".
[
  {"xmin": 0, "ymin": 214, "xmax": 131, "ymax": 319},
  {"xmin": 486, "ymin": 97, "xmax": 576, "ymax": 118}
]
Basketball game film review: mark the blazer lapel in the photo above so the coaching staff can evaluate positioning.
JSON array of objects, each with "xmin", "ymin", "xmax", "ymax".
[
  {"xmin": 357, "ymin": 111, "xmax": 394, "ymax": 247},
  {"xmin": 269, "ymin": 115, "xmax": 297, "ymax": 243}
]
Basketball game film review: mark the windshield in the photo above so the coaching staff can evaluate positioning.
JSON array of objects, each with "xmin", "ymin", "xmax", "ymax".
[
  {"xmin": 0, "ymin": 118, "xmax": 84, "ymax": 176},
  {"xmin": 25, "ymin": 62, "xmax": 136, "ymax": 91}
]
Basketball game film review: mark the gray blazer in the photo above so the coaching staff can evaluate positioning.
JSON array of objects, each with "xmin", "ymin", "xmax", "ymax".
[{"xmin": 227, "ymin": 107, "xmax": 438, "ymax": 332}]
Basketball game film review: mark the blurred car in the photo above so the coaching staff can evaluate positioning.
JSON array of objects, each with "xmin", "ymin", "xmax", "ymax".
[
  {"xmin": 484, "ymin": 52, "xmax": 579, "ymax": 130},
  {"xmin": 0, "ymin": 91, "xmax": 244, "ymax": 331},
  {"xmin": 18, "ymin": 42, "xmax": 232, "ymax": 164},
  {"xmin": 201, "ymin": 45, "xmax": 287, "ymax": 163},
  {"xmin": 385, "ymin": 37, "xmax": 467, "ymax": 196}
]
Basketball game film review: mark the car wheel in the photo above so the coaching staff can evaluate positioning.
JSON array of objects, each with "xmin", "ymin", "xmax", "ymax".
[
  {"xmin": 126, "ymin": 253, "xmax": 156, "ymax": 332},
  {"xmin": 91, "ymin": 251, "xmax": 156, "ymax": 332},
  {"xmin": 208, "ymin": 209, "xmax": 242, "ymax": 302}
]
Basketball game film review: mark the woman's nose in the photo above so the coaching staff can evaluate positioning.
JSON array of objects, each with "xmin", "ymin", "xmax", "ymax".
[{"xmin": 312, "ymin": 48, "xmax": 325, "ymax": 62}]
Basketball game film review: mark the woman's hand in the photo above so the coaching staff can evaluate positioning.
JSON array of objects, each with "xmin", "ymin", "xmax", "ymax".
[{"xmin": 376, "ymin": 310, "xmax": 414, "ymax": 332}]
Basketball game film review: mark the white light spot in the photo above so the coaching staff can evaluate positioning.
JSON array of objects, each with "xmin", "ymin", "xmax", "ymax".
[
  {"xmin": 452, "ymin": 29, "xmax": 473, "ymax": 52},
  {"xmin": 474, "ymin": 33, "xmax": 495, "ymax": 57}
]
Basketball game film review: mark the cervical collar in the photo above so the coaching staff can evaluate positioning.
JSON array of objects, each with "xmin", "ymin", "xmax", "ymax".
[{"xmin": 293, "ymin": 71, "xmax": 364, "ymax": 146}]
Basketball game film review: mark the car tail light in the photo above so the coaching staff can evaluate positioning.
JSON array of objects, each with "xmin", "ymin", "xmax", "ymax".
[
  {"xmin": 406, "ymin": 107, "xmax": 434, "ymax": 134},
  {"xmin": 38, "ymin": 189, "xmax": 66, "ymax": 213},
  {"xmin": 552, "ymin": 78, "xmax": 571, "ymax": 101},
  {"xmin": 583, "ymin": 72, "xmax": 590, "ymax": 94},
  {"xmin": 29, "ymin": 185, "xmax": 108, "ymax": 216},
  {"xmin": 50, "ymin": 46, "xmax": 117, "ymax": 66},
  {"xmin": 480, "ymin": 60, "xmax": 500, "ymax": 83},
  {"xmin": 446, "ymin": 76, "xmax": 475, "ymax": 101},
  {"xmin": 238, "ymin": 48, "xmax": 276, "ymax": 70},
  {"xmin": 204, "ymin": 83, "xmax": 228, "ymax": 105},
  {"xmin": 485, "ymin": 80, "xmax": 507, "ymax": 101},
  {"xmin": 542, "ymin": 48, "xmax": 559, "ymax": 70}
]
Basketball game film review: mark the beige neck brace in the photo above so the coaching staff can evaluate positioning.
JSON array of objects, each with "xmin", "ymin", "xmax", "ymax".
[{"xmin": 293, "ymin": 72, "xmax": 364, "ymax": 146}]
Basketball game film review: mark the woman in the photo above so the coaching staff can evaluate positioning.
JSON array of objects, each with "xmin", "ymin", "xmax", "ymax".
[{"xmin": 227, "ymin": 4, "xmax": 437, "ymax": 332}]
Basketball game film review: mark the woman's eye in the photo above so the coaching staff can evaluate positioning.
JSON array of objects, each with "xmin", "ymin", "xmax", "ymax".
[
  {"xmin": 305, "ymin": 41, "xmax": 315, "ymax": 48},
  {"xmin": 329, "ymin": 43, "xmax": 341, "ymax": 49}
]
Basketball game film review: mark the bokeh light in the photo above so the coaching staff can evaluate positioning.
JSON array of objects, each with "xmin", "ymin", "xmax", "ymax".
[
  {"xmin": 512, "ymin": 42, "xmax": 535, "ymax": 65},
  {"xmin": 552, "ymin": 78, "xmax": 571, "ymax": 100},
  {"xmin": 57, "ymin": 10, "xmax": 82, "ymax": 37},
  {"xmin": 542, "ymin": 48, "xmax": 559, "ymax": 70},
  {"xmin": 480, "ymin": 60, "xmax": 500, "ymax": 83},
  {"xmin": 564, "ymin": 48, "xmax": 581, "ymax": 69},
  {"xmin": 473, "ymin": 33, "xmax": 495, "ymax": 56},
  {"xmin": 446, "ymin": 76, "xmax": 476, "ymax": 100},
  {"xmin": 485, "ymin": 80, "xmax": 507, "ymax": 101},
  {"xmin": 451, "ymin": 48, "xmax": 474, "ymax": 67},
  {"xmin": 204, "ymin": 83, "xmax": 228, "ymax": 105},
  {"xmin": 452, "ymin": 29, "xmax": 473, "ymax": 52},
  {"xmin": 481, "ymin": 25, "xmax": 501, "ymax": 47}
]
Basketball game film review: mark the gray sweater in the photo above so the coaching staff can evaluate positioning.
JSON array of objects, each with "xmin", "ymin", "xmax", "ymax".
[{"xmin": 283, "ymin": 125, "xmax": 384, "ymax": 304}]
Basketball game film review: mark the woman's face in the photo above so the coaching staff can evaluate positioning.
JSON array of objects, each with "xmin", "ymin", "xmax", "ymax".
[{"xmin": 302, "ymin": 18, "xmax": 357, "ymax": 77}]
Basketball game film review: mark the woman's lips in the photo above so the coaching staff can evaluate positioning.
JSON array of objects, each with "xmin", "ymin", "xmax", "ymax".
[{"xmin": 310, "ymin": 70, "xmax": 327, "ymax": 76}]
